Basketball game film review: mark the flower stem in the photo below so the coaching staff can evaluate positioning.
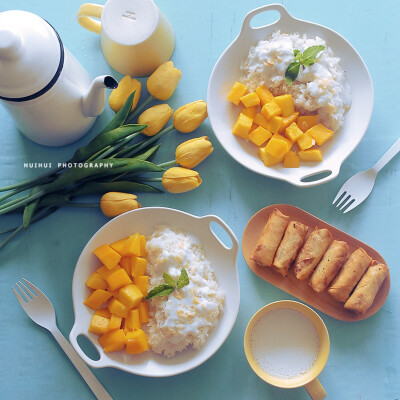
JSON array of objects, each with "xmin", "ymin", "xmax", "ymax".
[
  {"xmin": 139, "ymin": 177, "xmax": 162, "ymax": 182},
  {"xmin": 0, "ymin": 166, "xmax": 62, "ymax": 193},
  {"xmin": 125, "ymin": 95, "xmax": 155, "ymax": 124},
  {"xmin": 158, "ymin": 160, "xmax": 177, "ymax": 168}
]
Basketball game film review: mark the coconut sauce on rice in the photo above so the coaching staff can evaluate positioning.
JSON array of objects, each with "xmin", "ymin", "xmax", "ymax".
[
  {"xmin": 239, "ymin": 31, "xmax": 352, "ymax": 132},
  {"xmin": 145, "ymin": 227, "xmax": 224, "ymax": 358}
]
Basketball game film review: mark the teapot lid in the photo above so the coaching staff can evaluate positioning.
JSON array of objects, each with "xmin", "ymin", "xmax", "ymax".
[{"xmin": 0, "ymin": 10, "xmax": 64, "ymax": 101}]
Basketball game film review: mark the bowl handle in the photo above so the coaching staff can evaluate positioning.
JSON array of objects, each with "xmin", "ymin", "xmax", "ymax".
[
  {"xmin": 240, "ymin": 3, "xmax": 293, "ymax": 34},
  {"xmin": 69, "ymin": 323, "xmax": 106, "ymax": 368},
  {"xmin": 294, "ymin": 164, "xmax": 341, "ymax": 187},
  {"xmin": 201, "ymin": 215, "xmax": 239, "ymax": 256}
]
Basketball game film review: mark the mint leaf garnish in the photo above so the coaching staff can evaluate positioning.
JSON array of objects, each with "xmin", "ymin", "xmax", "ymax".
[
  {"xmin": 146, "ymin": 284, "xmax": 175, "ymax": 299},
  {"xmin": 285, "ymin": 45, "xmax": 325, "ymax": 84},
  {"xmin": 163, "ymin": 272, "xmax": 176, "ymax": 287},
  {"xmin": 176, "ymin": 268, "xmax": 189, "ymax": 289},
  {"xmin": 146, "ymin": 268, "xmax": 190, "ymax": 299}
]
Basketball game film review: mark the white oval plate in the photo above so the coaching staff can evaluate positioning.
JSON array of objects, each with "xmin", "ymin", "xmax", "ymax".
[
  {"xmin": 69, "ymin": 207, "xmax": 240, "ymax": 377},
  {"xmin": 207, "ymin": 4, "xmax": 373, "ymax": 187}
]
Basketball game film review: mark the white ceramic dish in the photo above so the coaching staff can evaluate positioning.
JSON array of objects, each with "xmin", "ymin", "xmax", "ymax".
[
  {"xmin": 69, "ymin": 207, "xmax": 240, "ymax": 377},
  {"xmin": 207, "ymin": 4, "xmax": 373, "ymax": 187}
]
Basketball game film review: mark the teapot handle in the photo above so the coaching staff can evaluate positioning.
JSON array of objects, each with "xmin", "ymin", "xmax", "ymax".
[{"xmin": 77, "ymin": 3, "xmax": 104, "ymax": 34}]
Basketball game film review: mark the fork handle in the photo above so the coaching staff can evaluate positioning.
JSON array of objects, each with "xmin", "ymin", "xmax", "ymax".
[
  {"xmin": 372, "ymin": 136, "xmax": 400, "ymax": 174},
  {"xmin": 51, "ymin": 327, "xmax": 113, "ymax": 400}
]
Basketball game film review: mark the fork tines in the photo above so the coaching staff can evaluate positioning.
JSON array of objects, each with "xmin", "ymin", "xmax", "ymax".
[{"xmin": 12, "ymin": 279, "xmax": 37, "ymax": 303}]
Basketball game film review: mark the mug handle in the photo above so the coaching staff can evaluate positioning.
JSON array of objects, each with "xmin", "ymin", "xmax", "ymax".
[
  {"xmin": 77, "ymin": 3, "xmax": 104, "ymax": 34},
  {"xmin": 305, "ymin": 377, "xmax": 327, "ymax": 400}
]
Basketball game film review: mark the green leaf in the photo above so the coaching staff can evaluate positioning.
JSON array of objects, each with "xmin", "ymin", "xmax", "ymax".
[
  {"xmin": 293, "ymin": 49, "xmax": 301, "ymax": 60},
  {"xmin": 145, "ymin": 284, "xmax": 175, "ymax": 299},
  {"xmin": 163, "ymin": 272, "xmax": 176, "ymax": 287},
  {"xmin": 176, "ymin": 268, "xmax": 189, "ymax": 289},
  {"xmin": 285, "ymin": 61, "xmax": 300, "ymax": 85},
  {"xmin": 300, "ymin": 45, "xmax": 325, "ymax": 65}
]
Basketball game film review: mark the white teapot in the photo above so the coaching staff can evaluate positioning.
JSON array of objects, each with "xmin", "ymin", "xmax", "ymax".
[{"xmin": 0, "ymin": 10, "xmax": 118, "ymax": 146}]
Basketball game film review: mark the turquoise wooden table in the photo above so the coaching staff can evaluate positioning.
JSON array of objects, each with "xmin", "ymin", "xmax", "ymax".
[{"xmin": 1, "ymin": 0, "xmax": 399, "ymax": 399}]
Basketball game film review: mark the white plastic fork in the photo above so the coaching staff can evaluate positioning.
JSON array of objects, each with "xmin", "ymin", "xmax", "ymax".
[
  {"xmin": 12, "ymin": 278, "xmax": 113, "ymax": 400},
  {"xmin": 333, "ymin": 136, "xmax": 400, "ymax": 213}
]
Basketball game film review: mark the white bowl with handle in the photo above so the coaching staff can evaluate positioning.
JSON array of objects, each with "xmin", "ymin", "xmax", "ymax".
[
  {"xmin": 69, "ymin": 207, "xmax": 239, "ymax": 377},
  {"xmin": 207, "ymin": 4, "xmax": 373, "ymax": 187}
]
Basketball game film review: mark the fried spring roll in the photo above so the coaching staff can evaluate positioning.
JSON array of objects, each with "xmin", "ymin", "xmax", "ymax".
[
  {"xmin": 293, "ymin": 228, "xmax": 332, "ymax": 280},
  {"xmin": 252, "ymin": 209, "xmax": 290, "ymax": 267},
  {"xmin": 309, "ymin": 240, "xmax": 349, "ymax": 292},
  {"xmin": 328, "ymin": 247, "xmax": 372, "ymax": 302},
  {"xmin": 273, "ymin": 221, "xmax": 309, "ymax": 276},
  {"xmin": 344, "ymin": 263, "xmax": 389, "ymax": 314}
]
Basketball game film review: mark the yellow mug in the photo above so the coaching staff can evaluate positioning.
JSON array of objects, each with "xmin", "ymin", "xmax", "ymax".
[
  {"xmin": 77, "ymin": 0, "xmax": 175, "ymax": 77},
  {"xmin": 244, "ymin": 301, "xmax": 330, "ymax": 400}
]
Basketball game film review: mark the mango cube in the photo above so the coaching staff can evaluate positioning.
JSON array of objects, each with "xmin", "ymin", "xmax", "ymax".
[
  {"xmin": 107, "ymin": 314, "xmax": 122, "ymax": 332},
  {"xmin": 297, "ymin": 133, "xmax": 315, "ymax": 150},
  {"xmin": 138, "ymin": 301, "xmax": 150, "ymax": 323},
  {"xmin": 261, "ymin": 101, "xmax": 282, "ymax": 119},
  {"xmin": 297, "ymin": 115, "xmax": 319, "ymax": 132},
  {"xmin": 88, "ymin": 314, "xmax": 110, "ymax": 336},
  {"xmin": 139, "ymin": 235, "xmax": 146, "ymax": 257},
  {"xmin": 96, "ymin": 265, "xmax": 121, "ymax": 280},
  {"xmin": 227, "ymin": 81, "xmax": 248, "ymax": 106},
  {"xmin": 131, "ymin": 257, "xmax": 147, "ymax": 277},
  {"xmin": 106, "ymin": 268, "xmax": 132, "ymax": 291},
  {"xmin": 84, "ymin": 289, "xmax": 113, "ymax": 310},
  {"xmin": 121, "ymin": 233, "xmax": 141, "ymax": 257},
  {"xmin": 126, "ymin": 329, "xmax": 149, "ymax": 354},
  {"xmin": 133, "ymin": 276, "xmax": 149, "ymax": 296},
  {"xmin": 118, "ymin": 284, "xmax": 143, "ymax": 309},
  {"xmin": 108, "ymin": 297, "xmax": 130, "ymax": 318},
  {"xmin": 240, "ymin": 92, "xmax": 260, "ymax": 108},
  {"xmin": 298, "ymin": 149, "xmax": 323, "ymax": 162},
  {"xmin": 93, "ymin": 244, "xmax": 121, "ymax": 270},
  {"xmin": 232, "ymin": 113, "xmax": 253, "ymax": 139},
  {"xmin": 110, "ymin": 237, "xmax": 131, "ymax": 255},
  {"xmin": 265, "ymin": 137, "xmax": 290, "ymax": 158},
  {"xmin": 306, "ymin": 123, "xmax": 333, "ymax": 146},
  {"xmin": 278, "ymin": 112, "xmax": 299, "ymax": 134},
  {"xmin": 283, "ymin": 151, "xmax": 300, "ymax": 168},
  {"xmin": 241, "ymin": 106, "xmax": 258, "ymax": 119},
  {"xmin": 95, "ymin": 307, "xmax": 111, "ymax": 319},
  {"xmin": 258, "ymin": 146, "xmax": 285, "ymax": 167},
  {"xmin": 253, "ymin": 113, "xmax": 269, "ymax": 129},
  {"xmin": 285, "ymin": 122, "xmax": 304, "ymax": 142},
  {"xmin": 85, "ymin": 272, "xmax": 107, "ymax": 290},
  {"xmin": 119, "ymin": 256, "xmax": 132, "ymax": 276},
  {"xmin": 267, "ymin": 116, "xmax": 283, "ymax": 134},
  {"xmin": 248, "ymin": 126, "xmax": 272, "ymax": 146},
  {"xmin": 98, "ymin": 329, "xmax": 126, "ymax": 353},
  {"xmin": 255, "ymin": 85, "xmax": 274, "ymax": 105},
  {"xmin": 126, "ymin": 308, "xmax": 141, "ymax": 330},
  {"xmin": 274, "ymin": 94, "xmax": 295, "ymax": 117}
]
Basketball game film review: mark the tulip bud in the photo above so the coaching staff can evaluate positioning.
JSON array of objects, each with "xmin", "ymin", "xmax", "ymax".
[
  {"xmin": 147, "ymin": 61, "xmax": 182, "ymax": 101},
  {"xmin": 175, "ymin": 136, "xmax": 213, "ymax": 169},
  {"xmin": 162, "ymin": 167, "xmax": 202, "ymax": 193},
  {"xmin": 100, "ymin": 192, "xmax": 141, "ymax": 217},
  {"xmin": 173, "ymin": 100, "xmax": 208, "ymax": 133},
  {"xmin": 138, "ymin": 104, "xmax": 173, "ymax": 136},
  {"xmin": 109, "ymin": 75, "xmax": 141, "ymax": 113}
]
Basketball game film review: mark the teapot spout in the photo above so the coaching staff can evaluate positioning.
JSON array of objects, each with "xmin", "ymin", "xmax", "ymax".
[
  {"xmin": 81, "ymin": 75, "xmax": 118, "ymax": 117},
  {"xmin": 0, "ymin": 29, "xmax": 22, "ymax": 60}
]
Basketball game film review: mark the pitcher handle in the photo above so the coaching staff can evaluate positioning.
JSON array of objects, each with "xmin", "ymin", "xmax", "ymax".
[
  {"xmin": 77, "ymin": 3, "xmax": 104, "ymax": 34},
  {"xmin": 304, "ymin": 377, "xmax": 327, "ymax": 400}
]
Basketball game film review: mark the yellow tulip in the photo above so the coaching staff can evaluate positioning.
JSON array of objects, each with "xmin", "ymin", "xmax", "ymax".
[
  {"xmin": 147, "ymin": 61, "xmax": 182, "ymax": 101},
  {"xmin": 138, "ymin": 104, "xmax": 173, "ymax": 136},
  {"xmin": 173, "ymin": 100, "xmax": 208, "ymax": 133},
  {"xmin": 162, "ymin": 167, "xmax": 202, "ymax": 193},
  {"xmin": 109, "ymin": 75, "xmax": 141, "ymax": 113},
  {"xmin": 100, "ymin": 192, "xmax": 141, "ymax": 217},
  {"xmin": 175, "ymin": 136, "xmax": 213, "ymax": 169}
]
